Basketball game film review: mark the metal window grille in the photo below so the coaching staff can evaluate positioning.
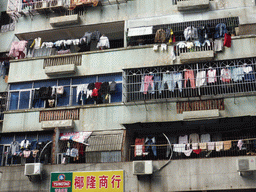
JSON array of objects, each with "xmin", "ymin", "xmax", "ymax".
[{"xmin": 122, "ymin": 57, "xmax": 256, "ymax": 103}]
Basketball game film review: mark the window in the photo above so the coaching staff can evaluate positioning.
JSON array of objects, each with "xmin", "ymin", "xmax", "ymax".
[
  {"xmin": 8, "ymin": 73, "xmax": 123, "ymax": 110},
  {"xmin": 0, "ymin": 131, "xmax": 53, "ymax": 166}
]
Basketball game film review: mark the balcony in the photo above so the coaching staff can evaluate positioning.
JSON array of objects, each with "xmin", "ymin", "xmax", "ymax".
[
  {"xmin": 123, "ymin": 57, "xmax": 256, "ymax": 103},
  {"xmin": 176, "ymin": 0, "xmax": 210, "ymax": 11},
  {"xmin": 177, "ymin": 41, "xmax": 215, "ymax": 64}
]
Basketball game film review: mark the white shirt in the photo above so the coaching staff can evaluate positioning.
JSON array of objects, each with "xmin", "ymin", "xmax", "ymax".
[
  {"xmin": 207, "ymin": 69, "xmax": 217, "ymax": 83},
  {"xmin": 97, "ymin": 36, "xmax": 110, "ymax": 48},
  {"xmin": 196, "ymin": 71, "xmax": 206, "ymax": 87}
]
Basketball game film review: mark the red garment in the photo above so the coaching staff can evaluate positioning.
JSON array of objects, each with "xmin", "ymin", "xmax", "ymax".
[
  {"xmin": 92, "ymin": 88, "xmax": 98, "ymax": 97},
  {"xmin": 173, "ymin": 34, "xmax": 176, "ymax": 43},
  {"xmin": 95, "ymin": 82, "xmax": 102, "ymax": 89},
  {"xmin": 134, "ymin": 138, "xmax": 145, "ymax": 157},
  {"xmin": 223, "ymin": 33, "xmax": 231, "ymax": 47},
  {"xmin": 193, "ymin": 149, "xmax": 202, "ymax": 155}
]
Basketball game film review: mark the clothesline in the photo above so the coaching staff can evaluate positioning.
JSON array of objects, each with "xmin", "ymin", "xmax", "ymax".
[{"xmin": 131, "ymin": 137, "xmax": 256, "ymax": 147}]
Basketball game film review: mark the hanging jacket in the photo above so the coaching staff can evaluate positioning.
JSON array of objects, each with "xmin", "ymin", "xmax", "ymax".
[
  {"xmin": 184, "ymin": 26, "xmax": 198, "ymax": 41},
  {"xmin": 39, "ymin": 87, "xmax": 52, "ymax": 100},
  {"xmin": 99, "ymin": 82, "xmax": 110, "ymax": 95},
  {"xmin": 214, "ymin": 23, "xmax": 227, "ymax": 39},
  {"xmin": 155, "ymin": 29, "xmax": 166, "ymax": 43},
  {"xmin": 91, "ymin": 30, "xmax": 101, "ymax": 42},
  {"xmin": 109, "ymin": 81, "xmax": 117, "ymax": 94},
  {"xmin": 87, "ymin": 83, "xmax": 95, "ymax": 90},
  {"xmin": 198, "ymin": 25, "xmax": 210, "ymax": 44}
]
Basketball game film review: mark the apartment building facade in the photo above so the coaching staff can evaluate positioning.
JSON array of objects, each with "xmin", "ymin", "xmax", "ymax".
[{"xmin": 0, "ymin": 0, "xmax": 256, "ymax": 191}]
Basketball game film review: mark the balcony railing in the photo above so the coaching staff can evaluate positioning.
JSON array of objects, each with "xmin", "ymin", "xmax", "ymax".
[
  {"xmin": 123, "ymin": 57, "xmax": 256, "ymax": 102},
  {"xmin": 176, "ymin": 41, "xmax": 214, "ymax": 56},
  {"xmin": 128, "ymin": 17, "xmax": 239, "ymax": 46},
  {"xmin": 129, "ymin": 138, "xmax": 256, "ymax": 161}
]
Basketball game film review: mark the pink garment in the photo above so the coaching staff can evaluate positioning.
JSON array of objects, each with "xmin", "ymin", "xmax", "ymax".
[
  {"xmin": 18, "ymin": 40, "xmax": 28, "ymax": 52},
  {"xmin": 143, "ymin": 75, "xmax": 154, "ymax": 94},
  {"xmin": 184, "ymin": 69, "xmax": 195, "ymax": 88},
  {"xmin": 9, "ymin": 41, "xmax": 20, "ymax": 57},
  {"xmin": 237, "ymin": 140, "xmax": 243, "ymax": 150},
  {"xmin": 221, "ymin": 68, "xmax": 231, "ymax": 83},
  {"xmin": 23, "ymin": 150, "xmax": 31, "ymax": 158},
  {"xmin": 9, "ymin": 41, "xmax": 28, "ymax": 58}
]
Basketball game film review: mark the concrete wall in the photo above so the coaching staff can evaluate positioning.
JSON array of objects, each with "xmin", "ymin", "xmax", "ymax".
[
  {"xmin": 0, "ymin": 31, "xmax": 16, "ymax": 53},
  {"xmin": 0, "ymin": 77, "xmax": 8, "ymax": 93},
  {"xmin": 13, "ymin": 0, "xmax": 256, "ymax": 34},
  {"xmin": 0, "ymin": 156, "xmax": 256, "ymax": 192},
  {"xmin": 0, "ymin": 0, "xmax": 7, "ymax": 12},
  {"xmin": 8, "ymin": 36, "xmax": 256, "ymax": 83},
  {"xmin": 3, "ymin": 96, "xmax": 256, "ymax": 133}
]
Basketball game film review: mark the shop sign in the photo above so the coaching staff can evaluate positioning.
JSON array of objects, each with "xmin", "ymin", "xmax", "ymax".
[
  {"xmin": 51, "ymin": 170, "xmax": 124, "ymax": 192},
  {"xmin": 51, "ymin": 172, "xmax": 72, "ymax": 192}
]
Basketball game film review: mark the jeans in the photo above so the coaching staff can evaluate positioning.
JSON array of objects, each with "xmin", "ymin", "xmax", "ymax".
[{"xmin": 145, "ymin": 137, "xmax": 157, "ymax": 157}]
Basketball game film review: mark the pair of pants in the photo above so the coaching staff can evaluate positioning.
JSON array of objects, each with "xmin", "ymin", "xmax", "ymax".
[
  {"xmin": 184, "ymin": 69, "xmax": 196, "ymax": 88},
  {"xmin": 143, "ymin": 75, "xmax": 154, "ymax": 94},
  {"xmin": 172, "ymin": 73, "xmax": 182, "ymax": 92},
  {"xmin": 160, "ymin": 73, "xmax": 182, "ymax": 92},
  {"xmin": 160, "ymin": 73, "xmax": 172, "ymax": 93}
]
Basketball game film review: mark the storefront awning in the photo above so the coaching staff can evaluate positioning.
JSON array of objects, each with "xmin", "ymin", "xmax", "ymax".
[
  {"xmin": 59, "ymin": 131, "xmax": 92, "ymax": 144},
  {"xmin": 128, "ymin": 26, "xmax": 153, "ymax": 37}
]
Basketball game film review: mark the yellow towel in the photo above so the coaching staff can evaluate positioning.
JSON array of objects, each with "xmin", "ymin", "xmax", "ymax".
[
  {"xmin": 199, "ymin": 143, "xmax": 207, "ymax": 150},
  {"xmin": 223, "ymin": 140, "xmax": 232, "ymax": 150}
]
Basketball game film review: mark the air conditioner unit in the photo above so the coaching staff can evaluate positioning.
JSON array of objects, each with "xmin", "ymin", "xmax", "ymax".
[
  {"xmin": 237, "ymin": 158, "xmax": 256, "ymax": 172},
  {"xmin": 50, "ymin": 0, "xmax": 63, "ymax": 7},
  {"xmin": 35, "ymin": 1, "xmax": 49, "ymax": 9},
  {"xmin": 24, "ymin": 163, "xmax": 43, "ymax": 176},
  {"xmin": 133, "ymin": 160, "xmax": 153, "ymax": 175}
]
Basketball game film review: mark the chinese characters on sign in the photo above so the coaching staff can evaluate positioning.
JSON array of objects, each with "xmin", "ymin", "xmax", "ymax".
[
  {"xmin": 73, "ymin": 171, "xmax": 124, "ymax": 192},
  {"xmin": 51, "ymin": 171, "xmax": 124, "ymax": 192}
]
